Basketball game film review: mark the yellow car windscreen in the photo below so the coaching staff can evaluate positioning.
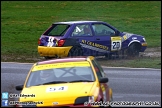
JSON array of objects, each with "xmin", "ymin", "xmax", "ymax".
[{"xmin": 26, "ymin": 61, "xmax": 95, "ymax": 87}]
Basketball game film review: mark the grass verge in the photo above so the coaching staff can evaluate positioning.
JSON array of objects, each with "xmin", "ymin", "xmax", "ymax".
[{"xmin": 1, "ymin": 1, "xmax": 161, "ymax": 69}]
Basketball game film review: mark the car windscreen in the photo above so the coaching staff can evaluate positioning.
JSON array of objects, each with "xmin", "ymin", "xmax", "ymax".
[
  {"xmin": 43, "ymin": 24, "xmax": 70, "ymax": 36},
  {"xmin": 26, "ymin": 66, "xmax": 95, "ymax": 87}
]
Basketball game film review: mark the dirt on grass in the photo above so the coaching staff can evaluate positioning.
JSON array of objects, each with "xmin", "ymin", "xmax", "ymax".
[
  {"xmin": 1, "ymin": 47, "xmax": 161, "ymax": 63},
  {"xmin": 142, "ymin": 47, "xmax": 161, "ymax": 57}
]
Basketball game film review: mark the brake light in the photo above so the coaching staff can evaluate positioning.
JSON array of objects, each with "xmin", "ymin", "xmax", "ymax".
[
  {"xmin": 58, "ymin": 40, "xmax": 65, "ymax": 47},
  {"xmin": 38, "ymin": 38, "xmax": 41, "ymax": 45}
]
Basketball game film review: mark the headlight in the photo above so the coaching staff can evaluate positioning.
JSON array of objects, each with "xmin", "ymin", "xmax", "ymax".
[
  {"xmin": 143, "ymin": 38, "xmax": 146, "ymax": 42},
  {"xmin": 88, "ymin": 96, "xmax": 95, "ymax": 102}
]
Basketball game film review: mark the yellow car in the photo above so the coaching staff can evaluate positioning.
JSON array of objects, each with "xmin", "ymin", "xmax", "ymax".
[{"xmin": 15, "ymin": 56, "xmax": 113, "ymax": 107}]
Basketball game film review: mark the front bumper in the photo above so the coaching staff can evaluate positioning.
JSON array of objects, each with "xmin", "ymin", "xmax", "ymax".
[{"xmin": 38, "ymin": 46, "xmax": 72, "ymax": 58}]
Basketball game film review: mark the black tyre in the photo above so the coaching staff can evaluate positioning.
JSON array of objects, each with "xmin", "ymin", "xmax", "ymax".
[
  {"xmin": 68, "ymin": 46, "xmax": 83, "ymax": 57},
  {"xmin": 44, "ymin": 56, "xmax": 55, "ymax": 60},
  {"xmin": 44, "ymin": 56, "xmax": 52, "ymax": 60},
  {"xmin": 127, "ymin": 43, "xmax": 140, "ymax": 57}
]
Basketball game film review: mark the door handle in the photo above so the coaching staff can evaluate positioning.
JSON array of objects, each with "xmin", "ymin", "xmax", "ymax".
[{"xmin": 96, "ymin": 38, "xmax": 100, "ymax": 40}]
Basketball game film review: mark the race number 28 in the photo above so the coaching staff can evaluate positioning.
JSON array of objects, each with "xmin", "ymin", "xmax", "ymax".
[
  {"xmin": 111, "ymin": 41, "xmax": 121, "ymax": 51},
  {"xmin": 113, "ymin": 42, "xmax": 120, "ymax": 49},
  {"xmin": 111, "ymin": 37, "xmax": 122, "ymax": 51}
]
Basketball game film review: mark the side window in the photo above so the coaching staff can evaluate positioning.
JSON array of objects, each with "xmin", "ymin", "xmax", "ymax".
[
  {"xmin": 92, "ymin": 60, "xmax": 103, "ymax": 79},
  {"xmin": 71, "ymin": 24, "xmax": 92, "ymax": 36},
  {"xmin": 92, "ymin": 24, "xmax": 115, "ymax": 36},
  {"xmin": 93, "ymin": 59, "xmax": 105, "ymax": 77}
]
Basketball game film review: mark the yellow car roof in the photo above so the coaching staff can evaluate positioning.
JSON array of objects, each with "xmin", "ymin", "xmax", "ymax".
[
  {"xmin": 32, "ymin": 61, "xmax": 91, "ymax": 71},
  {"xmin": 36, "ymin": 56, "xmax": 94, "ymax": 65},
  {"xmin": 32, "ymin": 56, "xmax": 95, "ymax": 72}
]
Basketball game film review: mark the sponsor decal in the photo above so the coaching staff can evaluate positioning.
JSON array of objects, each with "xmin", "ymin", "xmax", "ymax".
[
  {"xmin": 46, "ymin": 86, "xmax": 68, "ymax": 92},
  {"xmin": 81, "ymin": 40, "xmax": 109, "ymax": 51}
]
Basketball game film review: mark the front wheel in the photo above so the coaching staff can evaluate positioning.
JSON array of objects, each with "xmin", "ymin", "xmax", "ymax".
[{"xmin": 127, "ymin": 43, "xmax": 140, "ymax": 57}]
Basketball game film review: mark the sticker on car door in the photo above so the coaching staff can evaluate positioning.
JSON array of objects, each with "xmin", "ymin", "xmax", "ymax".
[{"xmin": 111, "ymin": 37, "xmax": 122, "ymax": 51}]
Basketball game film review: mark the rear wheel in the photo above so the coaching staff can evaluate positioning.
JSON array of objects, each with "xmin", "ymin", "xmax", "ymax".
[
  {"xmin": 68, "ymin": 46, "xmax": 83, "ymax": 57},
  {"xmin": 44, "ymin": 56, "xmax": 59, "ymax": 60},
  {"xmin": 44, "ymin": 56, "xmax": 53, "ymax": 60}
]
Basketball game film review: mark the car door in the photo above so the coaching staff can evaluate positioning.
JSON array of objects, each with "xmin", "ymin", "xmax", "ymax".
[
  {"xmin": 70, "ymin": 24, "xmax": 98, "ymax": 56},
  {"xmin": 92, "ymin": 59, "xmax": 110, "ymax": 102},
  {"xmin": 91, "ymin": 23, "xmax": 122, "ymax": 55}
]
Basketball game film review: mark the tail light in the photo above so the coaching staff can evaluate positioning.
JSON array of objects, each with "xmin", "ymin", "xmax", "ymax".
[
  {"xmin": 38, "ymin": 38, "xmax": 41, "ymax": 45},
  {"xmin": 58, "ymin": 39, "xmax": 65, "ymax": 47}
]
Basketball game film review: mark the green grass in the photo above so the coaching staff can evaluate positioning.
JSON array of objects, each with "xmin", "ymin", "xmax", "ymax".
[
  {"xmin": 98, "ymin": 57, "xmax": 161, "ymax": 69},
  {"xmin": 1, "ymin": 1, "xmax": 161, "ymax": 68}
]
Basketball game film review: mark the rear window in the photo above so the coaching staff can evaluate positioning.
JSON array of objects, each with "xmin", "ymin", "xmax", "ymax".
[{"xmin": 44, "ymin": 24, "xmax": 70, "ymax": 36}]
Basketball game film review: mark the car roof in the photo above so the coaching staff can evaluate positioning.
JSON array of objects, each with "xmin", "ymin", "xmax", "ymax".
[
  {"xmin": 37, "ymin": 56, "xmax": 94, "ymax": 65},
  {"xmin": 54, "ymin": 20, "xmax": 104, "ymax": 24}
]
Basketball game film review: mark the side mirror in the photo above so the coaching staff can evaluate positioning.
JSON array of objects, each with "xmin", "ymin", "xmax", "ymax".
[
  {"xmin": 99, "ymin": 77, "xmax": 108, "ymax": 83},
  {"xmin": 15, "ymin": 85, "xmax": 23, "ymax": 91}
]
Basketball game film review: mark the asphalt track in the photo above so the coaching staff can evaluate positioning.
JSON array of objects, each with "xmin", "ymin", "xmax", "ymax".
[{"xmin": 1, "ymin": 62, "xmax": 161, "ymax": 107}]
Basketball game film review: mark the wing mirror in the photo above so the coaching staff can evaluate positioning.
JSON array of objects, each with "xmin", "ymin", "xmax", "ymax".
[
  {"xmin": 99, "ymin": 77, "xmax": 109, "ymax": 83},
  {"xmin": 15, "ymin": 85, "xmax": 24, "ymax": 91}
]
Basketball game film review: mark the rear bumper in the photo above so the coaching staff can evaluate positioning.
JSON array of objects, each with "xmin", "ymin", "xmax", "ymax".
[{"xmin": 38, "ymin": 46, "xmax": 72, "ymax": 57}]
